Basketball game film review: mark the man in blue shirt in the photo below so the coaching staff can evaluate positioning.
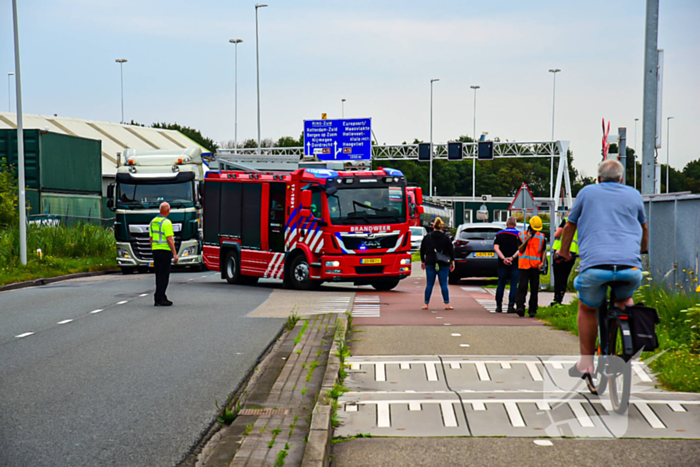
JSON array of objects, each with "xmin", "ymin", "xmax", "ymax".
[{"xmin": 559, "ymin": 159, "xmax": 649, "ymax": 377}]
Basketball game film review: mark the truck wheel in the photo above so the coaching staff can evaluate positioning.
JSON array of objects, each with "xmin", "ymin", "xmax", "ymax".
[
  {"xmin": 224, "ymin": 250, "xmax": 242, "ymax": 284},
  {"xmin": 289, "ymin": 255, "xmax": 317, "ymax": 290},
  {"xmin": 121, "ymin": 267, "xmax": 135, "ymax": 275},
  {"xmin": 371, "ymin": 279, "xmax": 400, "ymax": 291}
]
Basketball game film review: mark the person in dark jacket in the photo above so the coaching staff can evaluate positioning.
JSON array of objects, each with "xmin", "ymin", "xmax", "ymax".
[{"xmin": 420, "ymin": 217, "xmax": 455, "ymax": 310}]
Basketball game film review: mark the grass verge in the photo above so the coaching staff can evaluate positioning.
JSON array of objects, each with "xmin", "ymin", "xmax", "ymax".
[{"xmin": 536, "ymin": 273, "xmax": 700, "ymax": 393}]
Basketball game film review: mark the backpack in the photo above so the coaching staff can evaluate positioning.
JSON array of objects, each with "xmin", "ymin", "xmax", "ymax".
[{"xmin": 628, "ymin": 303, "xmax": 660, "ymax": 353}]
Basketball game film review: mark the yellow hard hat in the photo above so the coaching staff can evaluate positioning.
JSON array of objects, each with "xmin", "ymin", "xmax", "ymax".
[{"xmin": 529, "ymin": 216, "xmax": 543, "ymax": 231}]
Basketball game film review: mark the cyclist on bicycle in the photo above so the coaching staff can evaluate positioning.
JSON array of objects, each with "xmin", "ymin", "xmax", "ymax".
[{"xmin": 558, "ymin": 159, "xmax": 649, "ymax": 378}]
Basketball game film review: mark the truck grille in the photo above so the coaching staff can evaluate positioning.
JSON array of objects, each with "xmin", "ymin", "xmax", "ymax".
[
  {"xmin": 341, "ymin": 234, "xmax": 399, "ymax": 251},
  {"xmin": 354, "ymin": 266, "xmax": 385, "ymax": 275},
  {"xmin": 130, "ymin": 232, "xmax": 182, "ymax": 261}
]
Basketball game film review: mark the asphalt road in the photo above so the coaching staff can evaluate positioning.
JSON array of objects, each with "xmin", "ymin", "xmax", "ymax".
[{"xmin": 0, "ymin": 271, "xmax": 285, "ymax": 467}]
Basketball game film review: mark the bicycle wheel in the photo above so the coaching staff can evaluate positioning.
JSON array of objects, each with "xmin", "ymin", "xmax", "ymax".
[{"xmin": 607, "ymin": 319, "xmax": 632, "ymax": 414}]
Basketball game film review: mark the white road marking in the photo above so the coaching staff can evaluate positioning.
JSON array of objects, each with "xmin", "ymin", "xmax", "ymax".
[
  {"xmin": 636, "ymin": 402, "xmax": 666, "ymax": 429},
  {"xmin": 444, "ymin": 323, "xmax": 452, "ymax": 326},
  {"xmin": 345, "ymin": 404, "xmax": 358, "ymax": 412},
  {"xmin": 57, "ymin": 319, "xmax": 73, "ymax": 325},
  {"xmin": 501, "ymin": 362, "xmax": 512, "ymax": 369},
  {"xmin": 450, "ymin": 362, "xmax": 461, "ymax": 370},
  {"xmin": 117, "ymin": 300, "xmax": 127, "ymax": 305},
  {"xmin": 526, "ymin": 362, "xmax": 544, "ymax": 382},
  {"xmin": 534, "ymin": 440, "xmax": 554, "ymax": 446},
  {"xmin": 569, "ymin": 401, "xmax": 595, "ymax": 428},
  {"xmin": 552, "ymin": 362, "xmax": 564, "ymax": 370},
  {"xmin": 504, "ymin": 401, "xmax": 525, "ymax": 427},
  {"xmin": 440, "ymin": 402, "xmax": 458, "ymax": 427},
  {"xmin": 139, "ymin": 293, "xmax": 148, "ymax": 297},
  {"xmin": 536, "ymin": 401, "xmax": 551, "ymax": 411},
  {"xmin": 425, "ymin": 363, "xmax": 439, "ymax": 382},
  {"xmin": 669, "ymin": 402, "xmax": 687, "ymax": 413},
  {"xmin": 475, "ymin": 361, "xmax": 490, "ymax": 381},
  {"xmin": 15, "ymin": 332, "xmax": 34, "ymax": 338},
  {"xmin": 377, "ymin": 402, "xmax": 391, "ymax": 427},
  {"xmin": 451, "ymin": 333, "xmax": 461, "ymax": 337},
  {"xmin": 375, "ymin": 363, "xmax": 386, "ymax": 382},
  {"xmin": 472, "ymin": 401, "xmax": 486, "ymax": 411},
  {"xmin": 89, "ymin": 309, "xmax": 103, "ymax": 314},
  {"xmin": 632, "ymin": 363, "xmax": 653, "ymax": 382},
  {"xmin": 460, "ymin": 344, "xmax": 470, "ymax": 347},
  {"xmin": 409, "ymin": 401, "xmax": 422, "ymax": 411},
  {"xmin": 351, "ymin": 363, "xmax": 361, "ymax": 370},
  {"xmin": 400, "ymin": 363, "xmax": 410, "ymax": 370}
]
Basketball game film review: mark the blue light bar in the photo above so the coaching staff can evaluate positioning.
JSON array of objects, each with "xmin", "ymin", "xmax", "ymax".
[
  {"xmin": 305, "ymin": 168, "xmax": 339, "ymax": 179},
  {"xmin": 382, "ymin": 168, "xmax": 404, "ymax": 177}
]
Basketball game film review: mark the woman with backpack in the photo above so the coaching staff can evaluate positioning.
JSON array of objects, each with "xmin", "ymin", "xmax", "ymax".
[{"xmin": 420, "ymin": 217, "xmax": 455, "ymax": 310}]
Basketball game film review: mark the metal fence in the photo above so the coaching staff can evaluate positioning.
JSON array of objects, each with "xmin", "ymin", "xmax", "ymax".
[{"xmin": 644, "ymin": 193, "xmax": 700, "ymax": 292}]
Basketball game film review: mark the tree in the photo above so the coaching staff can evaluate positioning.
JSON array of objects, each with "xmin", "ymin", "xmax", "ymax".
[
  {"xmin": 0, "ymin": 158, "xmax": 18, "ymax": 227},
  {"xmin": 277, "ymin": 133, "xmax": 304, "ymax": 147}
]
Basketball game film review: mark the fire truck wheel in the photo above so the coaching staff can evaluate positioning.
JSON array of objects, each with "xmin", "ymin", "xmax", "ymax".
[
  {"xmin": 290, "ymin": 254, "xmax": 316, "ymax": 290},
  {"xmin": 224, "ymin": 250, "xmax": 242, "ymax": 284},
  {"xmin": 371, "ymin": 279, "xmax": 400, "ymax": 291}
]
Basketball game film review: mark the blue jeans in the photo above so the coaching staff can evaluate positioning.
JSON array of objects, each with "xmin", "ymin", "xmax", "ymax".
[
  {"xmin": 496, "ymin": 265, "xmax": 519, "ymax": 307},
  {"xmin": 425, "ymin": 264, "xmax": 450, "ymax": 304},
  {"xmin": 574, "ymin": 266, "xmax": 643, "ymax": 308}
]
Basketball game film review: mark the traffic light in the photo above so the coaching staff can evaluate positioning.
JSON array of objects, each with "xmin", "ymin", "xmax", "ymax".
[
  {"xmin": 478, "ymin": 141, "xmax": 494, "ymax": 160},
  {"xmin": 418, "ymin": 143, "xmax": 431, "ymax": 161},
  {"xmin": 447, "ymin": 142, "xmax": 463, "ymax": 161}
]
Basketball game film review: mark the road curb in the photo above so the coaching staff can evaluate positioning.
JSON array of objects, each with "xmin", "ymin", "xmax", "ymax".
[
  {"xmin": 0, "ymin": 269, "xmax": 120, "ymax": 292},
  {"xmin": 301, "ymin": 312, "xmax": 348, "ymax": 467}
]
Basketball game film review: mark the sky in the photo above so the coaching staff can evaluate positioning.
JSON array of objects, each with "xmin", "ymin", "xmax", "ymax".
[{"xmin": 1, "ymin": 0, "xmax": 699, "ymax": 179}]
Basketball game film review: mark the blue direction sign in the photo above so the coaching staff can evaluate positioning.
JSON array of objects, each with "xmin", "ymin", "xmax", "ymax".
[{"xmin": 304, "ymin": 118, "xmax": 372, "ymax": 161}]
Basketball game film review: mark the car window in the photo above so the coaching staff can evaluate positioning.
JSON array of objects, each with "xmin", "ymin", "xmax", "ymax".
[
  {"xmin": 460, "ymin": 228, "xmax": 500, "ymax": 241},
  {"xmin": 410, "ymin": 227, "xmax": 425, "ymax": 236}
]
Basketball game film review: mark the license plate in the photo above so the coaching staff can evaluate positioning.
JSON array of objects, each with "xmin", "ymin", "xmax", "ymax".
[
  {"xmin": 474, "ymin": 252, "xmax": 494, "ymax": 258},
  {"xmin": 148, "ymin": 262, "xmax": 153, "ymax": 268},
  {"xmin": 361, "ymin": 258, "xmax": 381, "ymax": 264}
]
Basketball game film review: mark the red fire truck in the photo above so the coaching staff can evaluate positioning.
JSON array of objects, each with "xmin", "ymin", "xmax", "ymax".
[
  {"xmin": 202, "ymin": 166, "xmax": 413, "ymax": 290},
  {"xmin": 406, "ymin": 186, "xmax": 424, "ymax": 227}
]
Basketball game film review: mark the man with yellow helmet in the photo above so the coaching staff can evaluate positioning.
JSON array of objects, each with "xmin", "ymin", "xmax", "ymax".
[{"xmin": 515, "ymin": 215, "xmax": 547, "ymax": 317}]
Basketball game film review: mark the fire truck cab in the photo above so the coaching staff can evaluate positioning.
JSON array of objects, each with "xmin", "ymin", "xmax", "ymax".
[{"xmin": 202, "ymin": 166, "xmax": 413, "ymax": 290}]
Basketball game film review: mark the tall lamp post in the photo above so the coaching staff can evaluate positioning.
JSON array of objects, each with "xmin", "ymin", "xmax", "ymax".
[
  {"xmin": 12, "ymin": 0, "xmax": 26, "ymax": 265},
  {"xmin": 115, "ymin": 59, "xmax": 127, "ymax": 124},
  {"xmin": 341, "ymin": 98, "xmax": 346, "ymax": 118},
  {"xmin": 7, "ymin": 72, "xmax": 13, "ymax": 112},
  {"xmin": 548, "ymin": 68, "xmax": 561, "ymax": 199},
  {"xmin": 666, "ymin": 116, "xmax": 674, "ymax": 193},
  {"xmin": 255, "ymin": 3, "xmax": 268, "ymax": 155},
  {"xmin": 634, "ymin": 118, "xmax": 639, "ymax": 190},
  {"xmin": 470, "ymin": 85, "xmax": 480, "ymax": 199},
  {"xmin": 429, "ymin": 79, "xmax": 439, "ymax": 197},
  {"xmin": 229, "ymin": 39, "xmax": 243, "ymax": 150}
]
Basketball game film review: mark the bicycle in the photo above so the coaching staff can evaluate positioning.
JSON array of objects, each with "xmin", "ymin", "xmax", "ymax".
[{"xmin": 580, "ymin": 282, "xmax": 635, "ymax": 414}]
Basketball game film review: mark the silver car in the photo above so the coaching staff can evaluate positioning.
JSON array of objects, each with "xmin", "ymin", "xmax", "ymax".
[{"xmin": 410, "ymin": 226, "xmax": 427, "ymax": 251}]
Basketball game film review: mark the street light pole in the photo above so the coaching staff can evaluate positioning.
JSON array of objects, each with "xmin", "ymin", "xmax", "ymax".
[
  {"xmin": 666, "ymin": 116, "xmax": 674, "ymax": 193},
  {"xmin": 255, "ymin": 4, "xmax": 268, "ymax": 155},
  {"xmin": 12, "ymin": 0, "xmax": 26, "ymax": 265},
  {"xmin": 341, "ymin": 98, "xmax": 346, "ymax": 118},
  {"xmin": 229, "ymin": 39, "xmax": 243, "ymax": 150},
  {"xmin": 470, "ymin": 85, "xmax": 480, "ymax": 199},
  {"xmin": 115, "ymin": 59, "xmax": 127, "ymax": 124},
  {"xmin": 548, "ymin": 68, "xmax": 561, "ymax": 199},
  {"xmin": 7, "ymin": 72, "xmax": 13, "ymax": 112},
  {"xmin": 430, "ymin": 79, "xmax": 439, "ymax": 197},
  {"xmin": 634, "ymin": 118, "xmax": 640, "ymax": 190}
]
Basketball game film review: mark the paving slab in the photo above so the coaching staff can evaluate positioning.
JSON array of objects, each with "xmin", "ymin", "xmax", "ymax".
[{"xmin": 349, "ymin": 325, "xmax": 580, "ymax": 356}]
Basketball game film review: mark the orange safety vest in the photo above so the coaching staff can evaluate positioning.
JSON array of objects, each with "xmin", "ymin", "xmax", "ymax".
[{"xmin": 518, "ymin": 231, "xmax": 545, "ymax": 269}]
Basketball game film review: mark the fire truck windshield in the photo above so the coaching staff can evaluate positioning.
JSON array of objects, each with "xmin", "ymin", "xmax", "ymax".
[
  {"xmin": 327, "ymin": 186, "xmax": 406, "ymax": 225},
  {"xmin": 117, "ymin": 181, "xmax": 194, "ymax": 208}
]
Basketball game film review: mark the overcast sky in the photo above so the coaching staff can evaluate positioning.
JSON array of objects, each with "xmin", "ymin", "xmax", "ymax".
[{"xmin": 2, "ymin": 0, "xmax": 698, "ymax": 178}]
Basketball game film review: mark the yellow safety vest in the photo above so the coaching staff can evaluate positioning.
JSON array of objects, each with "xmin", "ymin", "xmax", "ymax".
[
  {"xmin": 149, "ymin": 216, "xmax": 173, "ymax": 251},
  {"xmin": 519, "ymin": 231, "xmax": 545, "ymax": 269},
  {"xmin": 552, "ymin": 217, "xmax": 579, "ymax": 254}
]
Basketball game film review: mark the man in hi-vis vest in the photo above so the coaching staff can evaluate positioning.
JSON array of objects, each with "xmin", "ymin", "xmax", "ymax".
[
  {"xmin": 515, "ymin": 216, "xmax": 547, "ymax": 317},
  {"xmin": 150, "ymin": 202, "xmax": 179, "ymax": 306}
]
